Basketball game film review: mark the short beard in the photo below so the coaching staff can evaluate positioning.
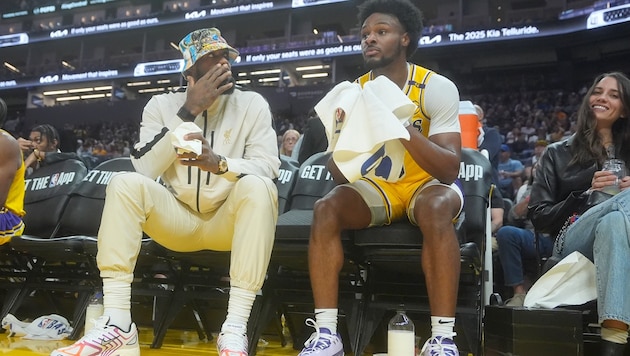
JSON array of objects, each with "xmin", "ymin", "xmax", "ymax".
[
  {"xmin": 363, "ymin": 45, "xmax": 404, "ymax": 70},
  {"xmin": 364, "ymin": 55, "xmax": 396, "ymax": 70}
]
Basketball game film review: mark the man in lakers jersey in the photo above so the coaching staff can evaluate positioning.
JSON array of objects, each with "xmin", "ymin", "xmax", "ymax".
[
  {"xmin": 0, "ymin": 97, "xmax": 26, "ymax": 246},
  {"xmin": 299, "ymin": 1, "xmax": 462, "ymax": 355}
]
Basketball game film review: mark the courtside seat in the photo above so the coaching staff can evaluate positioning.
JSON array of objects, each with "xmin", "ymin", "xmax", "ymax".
[
  {"xmin": 351, "ymin": 148, "xmax": 493, "ymax": 355},
  {"xmin": 10, "ymin": 157, "xmax": 133, "ymax": 339},
  {"xmin": 253, "ymin": 152, "xmax": 363, "ymax": 353},
  {"xmin": 277, "ymin": 156, "xmax": 300, "ymax": 214},
  {"xmin": 1, "ymin": 158, "xmax": 88, "ymax": 331},
  {"xmin": 134, "ymin": 239, "xmax": 235, "ymax": 350}
]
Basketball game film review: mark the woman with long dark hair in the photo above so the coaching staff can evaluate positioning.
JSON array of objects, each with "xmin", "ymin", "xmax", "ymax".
[{"xmin": 529, "ymin": 72, "xmax": 630, "ymax": 355}]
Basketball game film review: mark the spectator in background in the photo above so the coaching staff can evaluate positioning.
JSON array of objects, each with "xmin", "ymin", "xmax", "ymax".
[
  {"xmin": 20, "ymin": 124, "xmax": 84, "ymax": 176},
  {"xmin": 511, "ymin": 132, "xmax": 531, "ymax": 158},
  {"xmin": 297, "ymin": 110, "xmax": 328, "ymax": 165},
  {"xmin": 498, "ymin": 144, "xmax": 524, "ymax": 200},
  {"xmin": 496, "ymin": 163, "xmax": 552, "ymax": 307},
  {"xmin": 475, "ymin": 104, "xmax": 502, "ymax": 185},
  {"xmin": 279, "ymin": 129, "xmax": 300, "ymax": 159},
  {"xmin": 0, "ymin": 97, "xmax": 25, "ymax": 246},
  {"xmin": 531, "ymin": 139, "xmax": 548, "ymax": 166}
]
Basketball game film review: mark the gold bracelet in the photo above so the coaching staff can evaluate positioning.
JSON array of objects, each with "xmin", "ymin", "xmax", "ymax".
[{"xmin": 34, "ymin": 149, "xmax": 42, "ymax": 162}]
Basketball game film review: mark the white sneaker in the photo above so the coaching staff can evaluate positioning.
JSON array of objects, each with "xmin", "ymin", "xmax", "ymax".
[
  {"xmin": 50, "ymin": 316, "xmax": 139, "ymax": 356},
  {"xmin": 298, "ymin": 318, "xmax": 344, "ymax": 356},
  {"xmin": 420, "ymin": 336, "xmax": 459, "ymax": 356},
  {"xmin": 217, "ymin": 329, "xmax": 248, "ymax": 356}
]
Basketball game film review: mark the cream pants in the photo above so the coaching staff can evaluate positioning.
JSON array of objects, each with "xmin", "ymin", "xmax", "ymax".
[{"xmin": 96, "ymin": 172, "xmax": 278, "ymax": 291}]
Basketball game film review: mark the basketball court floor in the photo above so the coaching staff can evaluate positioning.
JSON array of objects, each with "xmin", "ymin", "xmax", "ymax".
[{"xmin": 0, "ymin": 326, "xmax": 302, "ymax": 355}]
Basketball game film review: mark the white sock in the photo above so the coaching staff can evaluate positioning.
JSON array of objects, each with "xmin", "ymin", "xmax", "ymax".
[
  {"xmin": 221, "ymin": 287, "xmax": 255, "ymax": 333},
  {"xmin": 431, "ymin": 316, "xmax": 456, "ymax": 339},
  {"xmin": 314, "ymin": 308, "xmax": 338, "ymax": 334},
  {"xmin": 102, "ymin": 278, "xmax": 132, "ymax": 330},
  {"xmin": 601, "ymin": 326, "xmax": 629, "ymax": 344}
]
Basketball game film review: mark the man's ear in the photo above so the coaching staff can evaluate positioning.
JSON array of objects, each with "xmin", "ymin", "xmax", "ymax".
[{"xmin": 401, "ymin": 32, "xmax": 410, "ymax": 47}]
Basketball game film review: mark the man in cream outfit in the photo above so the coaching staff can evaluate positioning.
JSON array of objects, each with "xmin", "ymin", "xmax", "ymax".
[{"xmin": 52, "ymin": 28, "xmax": 279, "ymax": 356}]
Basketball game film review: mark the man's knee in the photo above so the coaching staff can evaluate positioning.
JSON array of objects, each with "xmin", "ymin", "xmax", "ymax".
[
  {"xmin": 106, "ymin": 172, "xmax": 145, "ymax": 197},
  {"xmin": 234, "ymin": 175, "xmax": 277, "ymax": 206},
  {"xmin": 416, "ymin": 193, "xmax": 458, "ymax": 222}
]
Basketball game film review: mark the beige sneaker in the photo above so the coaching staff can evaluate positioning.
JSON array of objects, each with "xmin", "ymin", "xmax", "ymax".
[{"xmin": 505, "ymin": 293, "xmax": 527, "ymax": 307}]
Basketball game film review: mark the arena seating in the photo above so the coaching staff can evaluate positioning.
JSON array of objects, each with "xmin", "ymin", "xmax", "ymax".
[
  {"xmin": 350, "ymin": 148, "xmax": 494, "ymax": 355},
  {"xmin": 254, "ymin": 152, "xmax": 363, "ymax": 353},
  {"xmin": 0, "ymin": 158, "xmax": 89, "ymax": 338},
  {"xmin": 0, "ymin": 150, "xmax": 494, "ymax": 354}
]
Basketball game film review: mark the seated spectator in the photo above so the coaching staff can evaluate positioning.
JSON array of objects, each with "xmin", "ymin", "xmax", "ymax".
[
  {"xmin": 20, "ymin": 124, "xmax": 84, "ymax": 176},
  {"xmin": 279, "ymin": 129, "xmax": 300, "ymax": 159},
  {"xmin": 475, "ymin": 104, "xmax": 502, "ymax": 186},
  {"xmin": 511, "ymin": 132, "xmax": 531, "ymax": 158},
  {"xmin": 496, "ymin": 163, "xmax": 552, "ymax": 306},
  {"xmin": 498, "ymin": 144, "xmax": 524, "ymax": 200},
  {"xmin": 529, "ymin": 72, "xmax": 630, "ymax": 355},
  {"xmin": 296, "ymin": 111, "xmax": 328, "ymax": 165},
  {"xmin": 530, "ymin": 139, "xmax": 548, "ymax": 166}
]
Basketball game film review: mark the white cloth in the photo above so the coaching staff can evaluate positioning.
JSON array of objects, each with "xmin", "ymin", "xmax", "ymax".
[
  {"xmin": 1, "ymin": 313, "xmax": 73, "ymax": 340},
  {"xmin": 170, "ymin": 121, "xmax": 203, "ymax": 155},
  {"xmin": 523, "ymin": 251, "xmax": 597, "ymax": 308},
  {"xmin": 314, "ymin": 75, "xmax": 413, "ymax": 183}
]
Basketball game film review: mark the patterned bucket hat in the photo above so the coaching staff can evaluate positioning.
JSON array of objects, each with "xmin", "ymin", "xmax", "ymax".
[{"xmin": 179, "ymin": 28, "xmax": 239, "ymax": 72}]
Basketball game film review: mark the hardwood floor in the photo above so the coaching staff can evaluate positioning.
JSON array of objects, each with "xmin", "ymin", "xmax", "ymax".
[{"xmin": 0, "ymin": 326, "xmax": 308, "ymax": 356}]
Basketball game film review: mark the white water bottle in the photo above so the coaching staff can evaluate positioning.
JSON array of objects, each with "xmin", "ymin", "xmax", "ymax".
[
  {"xmin": 85, "ymin": 291, "xmax": 104, "ymax": 333},
  {"xmin": 388, "ymin": 309, "xmax": 415, "ymax": 355}
]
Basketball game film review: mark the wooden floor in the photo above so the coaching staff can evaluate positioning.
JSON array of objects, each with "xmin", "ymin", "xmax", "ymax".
[{"xmin": 0, "ymin": 326, "xmax": 309, "ymax": 356}]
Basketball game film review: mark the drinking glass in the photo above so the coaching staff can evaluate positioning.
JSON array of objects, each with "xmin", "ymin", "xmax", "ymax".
[{"xmin": 602, "ymin": 159, "xmax": 626, "ymax": 195}]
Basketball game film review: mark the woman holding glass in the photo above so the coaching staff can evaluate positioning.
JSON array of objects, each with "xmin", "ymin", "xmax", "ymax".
[{"xmin": 529, "ymin": 72, "xmax": 630, "ymax": 356}]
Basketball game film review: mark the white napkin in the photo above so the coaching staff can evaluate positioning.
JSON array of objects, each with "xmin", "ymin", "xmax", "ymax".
[
  {"xmin": 315, "ymin": 75, "xmax": 413, "ymax": 183},
  {"xmin": 1, "ymin": 313, "xmax": 73, "ymax": 340},
  {"xmin": 523, "ymin": 251, "xmax": 597, "ymax": 308},
  {"xmin": 170, "ymin": 122, "xmax": 203, "ymax": 155}
]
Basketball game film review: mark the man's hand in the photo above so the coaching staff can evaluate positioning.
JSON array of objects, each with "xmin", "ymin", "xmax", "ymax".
[
  {"xmin": 181, "ymin": 63, "xmax": 233, "ymax": 117},
  {"xmin": 17, "ymin": 137, "xmax": 33, "ymax": 153},
  {"xmin": 177, "ymin": 132, "xmax": 222, "ymax": 174}
]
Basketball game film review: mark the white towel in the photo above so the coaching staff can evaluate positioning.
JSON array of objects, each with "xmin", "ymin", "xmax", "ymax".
[
  {"xmin": 170, "ymin": 121, "xmax": 203, "ymax": 155},
  {"xmin": 523, "ymin": 251, "xmax": 597, "ymax": 309},
  {"xmin": 1, "ymin": 313, "xmax": 73, "ymax": 340},
  {"xmin": 315, "ymin": 76, "xmax": 414, "ymax": 183}
]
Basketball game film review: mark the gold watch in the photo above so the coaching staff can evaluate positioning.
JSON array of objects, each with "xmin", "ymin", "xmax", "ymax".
[{"xmin": 216, "ymin": 155, "xmax": 228, "ymax": 175}]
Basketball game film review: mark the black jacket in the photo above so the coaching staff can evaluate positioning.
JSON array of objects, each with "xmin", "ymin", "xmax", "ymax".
[{"xmin": 528, "ymin": 135, "xmax": 598, "ymax": 237}]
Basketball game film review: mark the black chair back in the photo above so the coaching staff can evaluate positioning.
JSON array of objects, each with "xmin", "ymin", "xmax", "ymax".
[
  {"xmin": 22, "ymin": 158, "xmax": 88, "ymax": 238},
  {"xmin": 458, "ymin": 148, "xmax": 493, "ymax": 244},
  {"xmin": 56, "ymin": 157, "xmax": 135, "ymax": 237},
  {"xmin": 288, "ymin": 151, "xmax": 336, "ymax": 210},
  {"xmin": 277, "ymin": 156, "xmax": 300, "ymax": 214}
]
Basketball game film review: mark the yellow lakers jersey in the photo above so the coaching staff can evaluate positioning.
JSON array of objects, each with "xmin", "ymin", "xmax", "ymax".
[
  {"xmin": 355, "ymin": 63, "xmax": 434, "ymax": 185},
  {"xmin": 1, "ymin": 129, "xmax": 26, "ymax": 217}
]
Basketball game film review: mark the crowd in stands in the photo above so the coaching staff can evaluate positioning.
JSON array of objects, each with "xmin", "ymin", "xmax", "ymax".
[{"xmin": 1, "ymin": 76, "xmax": 589, "ymax": 177}]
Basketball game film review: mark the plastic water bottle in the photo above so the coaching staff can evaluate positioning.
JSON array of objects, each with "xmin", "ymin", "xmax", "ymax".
[
  {"xmin": 85, "ymin": 291, "xmax": 104, "ymax": 333},
  {"xmin": 388, "ymin": 309, "xmax": 415, "ymax": 355}
]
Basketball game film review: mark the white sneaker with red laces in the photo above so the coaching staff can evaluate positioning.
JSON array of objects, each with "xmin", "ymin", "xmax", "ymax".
[
  {"xmin": 217, "ymin": 328, "xmax": 249, "ymax": 356},
  {"xmin": 50, "ymin": 316, "xmax": 139, "ymax": 356}
]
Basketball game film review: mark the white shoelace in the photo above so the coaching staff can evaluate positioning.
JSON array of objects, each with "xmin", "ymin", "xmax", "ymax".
[
  {"xmin": 302, "ymin": 318, "xmax": 337, "ymax": 351},
  {"xmin": 420, "ymin": 336, "xmax": 458, "ymax": 356}
]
